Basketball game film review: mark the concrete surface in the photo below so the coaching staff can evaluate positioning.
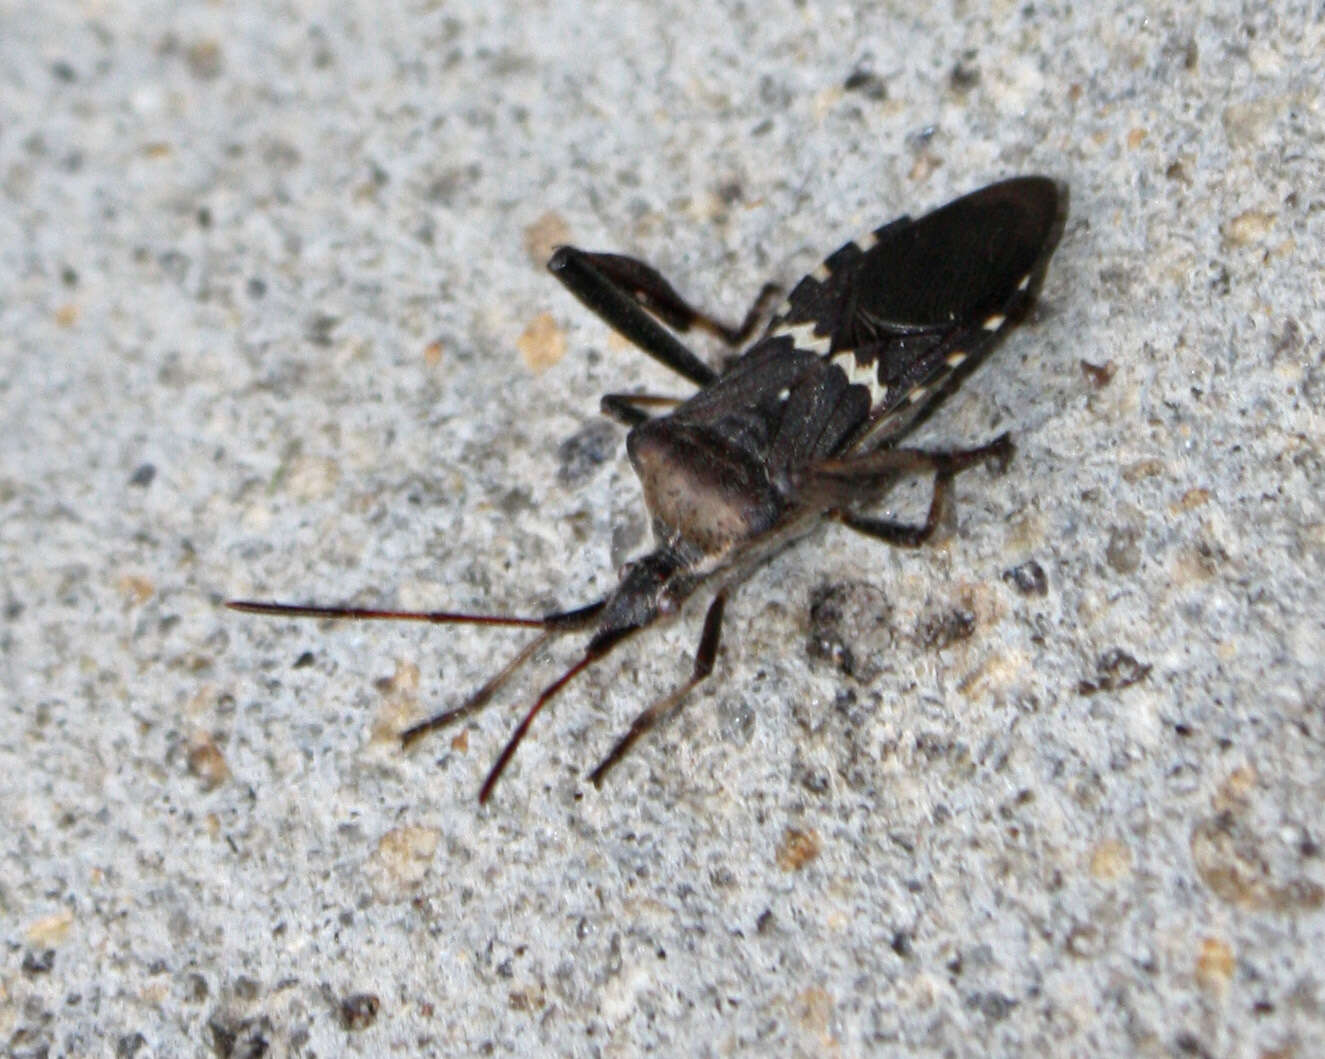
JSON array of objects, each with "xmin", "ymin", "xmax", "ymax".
[{"xmin": 2, "ymin": 1, "xmax": 1322, "ymax": 1055}]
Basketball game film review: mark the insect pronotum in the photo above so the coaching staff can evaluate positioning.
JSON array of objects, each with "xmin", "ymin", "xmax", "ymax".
[{"xmin": 230, "ymin": 177, "xmax": 1068, "ymax": 803}]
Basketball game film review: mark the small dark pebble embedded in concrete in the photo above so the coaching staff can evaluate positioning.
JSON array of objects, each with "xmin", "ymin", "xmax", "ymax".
[
  {"xmin": 916, "ymin": 608, "xmax": 975, "ymax": 651},
  {"xmin": 1105, "ymin": 526, "xmax": 1142, "ymax": 575},
  {"xmin": 339, "ymin": 992, "xmax": 381, "ymax": 1031},
  {"xmin": 1001, "ymin": 559, "xmax": 1048, "ymax": 596},
  {"xmin": 950, "ymin": 60, "xmax": 980, "ymax": 92},
  {"xmin": 1077, "ymin": 648, "xmax": 1152, "ymax": 695},
  {"xmin": 208, "ymin": 1013, "xmax": 273, "ymax": 1059},
  {"xmin": 806, "ymin": 581, "xmax": 891, "ymax": 677},
  {"xmin": 843, "ymin": 67, "xmax": 887, "ymax": 100},
  {"xmin": 556, "ymin": 420, "xmax": 616, "ymax": 486},
  {"xmin": 22, "ymin": 949, "xmax": 55, "ymax": 975},
  {"xmin": 1079, "ymin": 359, "xmax": 1116, "ymax": 387},
  {"xmin": 116, "ymin": 1032, "xmax": 148, "ymax": 1059}
]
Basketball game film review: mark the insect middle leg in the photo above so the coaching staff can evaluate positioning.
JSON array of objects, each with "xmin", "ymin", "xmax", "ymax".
[
  {"xmin": 832, "ymin": 474, "xmax": 959, "ymax": 547},
  {"xmin": 600, "ymin": 393, "xmax": 682, "ymax": 428},
  {"xmin": 587, "ymin": 589, "xmax": 728, "ymax": 788},
  {"xmin": 819, "ymin": 434, "xmax": 1014, "ymax": 548}
]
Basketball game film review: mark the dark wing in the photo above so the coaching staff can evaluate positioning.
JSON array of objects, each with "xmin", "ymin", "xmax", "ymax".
[
  {"xmin": 666, "ymin": 337, "xmax": 871, "ymax": 482},
  {"xmin": 762, "ymin": 176, "xmax": 1067, "ymax": 453}
]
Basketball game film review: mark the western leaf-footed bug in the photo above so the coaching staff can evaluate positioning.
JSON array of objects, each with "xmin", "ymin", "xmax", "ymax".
[{"xmin": 230, "ymin": 176, "xmax": 1067, "ymax": 803}]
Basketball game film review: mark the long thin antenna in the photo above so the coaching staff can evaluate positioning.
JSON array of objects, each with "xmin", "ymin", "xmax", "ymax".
[
  {"xmin": 228, "ymin": 597, "xmax": 615, "ymax": 779},
  {"xmin": 225, "ymin": 600, "xmax": 546, "ymax": 627}
]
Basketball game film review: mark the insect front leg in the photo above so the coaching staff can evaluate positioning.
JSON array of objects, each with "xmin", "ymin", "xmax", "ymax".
[
  {"xmin": 386, "ymin": 600, "xmax": 606, "ymax": 748},
  {"xmin": 816, "ymin": 434, "xmax": 1014, "ymax": 548},
  {"xmin": 587, "ymin": 589, "xmax": 728, "ymax": 788}
]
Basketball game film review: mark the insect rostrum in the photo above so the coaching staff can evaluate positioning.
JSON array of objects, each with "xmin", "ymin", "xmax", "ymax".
[{"xmin": 230, "ymin": 176, "xmax": 1068, "ymax": 804}]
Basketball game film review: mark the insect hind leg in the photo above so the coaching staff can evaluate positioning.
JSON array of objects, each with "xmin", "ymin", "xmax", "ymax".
[
  {"xmin": 568, "ymin": 250, "xmax": 780, "ymax": 347},
  {"xmin": 549, "ymin": 246, "xmax": 780, "ymax": 388},
  {"xmin": 832, "ymin": 473, "xmax": 956, "ymax": 547}
]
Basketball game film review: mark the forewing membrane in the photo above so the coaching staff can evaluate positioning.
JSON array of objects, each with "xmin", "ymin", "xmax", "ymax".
[{"xmin": 764, "ymin": 177, "xmax": 1067, "ymax": 452}]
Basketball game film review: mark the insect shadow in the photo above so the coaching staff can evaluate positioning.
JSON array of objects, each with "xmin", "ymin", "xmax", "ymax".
[{"xmin": 230, "ymin": 177, "xmax": 1068, "ymax": 803}]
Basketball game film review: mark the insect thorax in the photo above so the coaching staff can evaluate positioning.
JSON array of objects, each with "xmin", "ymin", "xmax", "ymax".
[{"xmin": 627, "ymin": 417, "xmax": 783, "ymax": 561}]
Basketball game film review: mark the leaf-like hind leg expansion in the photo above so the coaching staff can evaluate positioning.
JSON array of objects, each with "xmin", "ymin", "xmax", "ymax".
[
  {"xmin": 821, "ymin": 434, "xmax": 1015, "ymax": 547},
  {"xmin": 588, "ymin": 589, "xmax": 728, "ymax": 788},
  {"xmin": 567, "ymin": 250, "xmax": 780, "ymax": 347},
  {"xmin": 548, "ymin": 247, "xmax": 717, "ymax": 386},
  {"xmin": 548, "ymin": 246, "xmax": 781, "ymax": 388},
  {"xmin": 600, "ymin": 392, "xmax": 683, "ymax": 428}
]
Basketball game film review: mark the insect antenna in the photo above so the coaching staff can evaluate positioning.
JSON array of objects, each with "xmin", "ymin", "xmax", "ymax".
[
  {"xmin": 225, "ymin": 598, "xmax": 612, "ymax": 785},
  {"xmin": 225, "ymin": 600, "xmax": 549, "ymax": 627}
]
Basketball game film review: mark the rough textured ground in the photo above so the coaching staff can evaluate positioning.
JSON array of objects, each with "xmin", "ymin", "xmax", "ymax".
[{"xmin": 2, "ymin": 2, "xmax": 1322, "ymax": 1056}]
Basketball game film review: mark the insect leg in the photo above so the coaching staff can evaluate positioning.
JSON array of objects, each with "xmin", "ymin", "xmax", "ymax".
[
  {"xmin": 600, "ymin": 392, "xmax": 682, "ymax": 427},
  {"xmin": 479, "ymin": 623, "xmax": 635, "ymax": 803},
  {"xmin": 226, "ymin": 597, "xmax": 608, "ymax": 750},
  {"xmin": 814, "ymin": 433, "xmax": 1013, "ymax": 489},
  {"xmin": 397, "ymin": 600, "xmax": 607, "ymax": 748},
  {"xmin": 815, "ymin": 434, "xmax": 1014, "ymax": 545},
  {"xmin": 548, "ymin": 247, "xmax": 718, "ymax": 386},
  {"xmin": 560, "ymin": 250, "xmax": 780, "ymax": 347},
  {"xmin": 587, "ymin": 589, "xmax": 727, "ymax": 789},
  {"xmin": 831, "ymin": 471, "xmax": 955, "ymax": 547},
  {"xmin": 399, "ymin": 631, "xmax": 553, "ymax": 748}
]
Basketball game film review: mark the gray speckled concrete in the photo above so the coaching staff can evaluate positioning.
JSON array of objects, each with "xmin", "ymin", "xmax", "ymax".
[{"xmin": 3, "ymin": 2, "xmax": 1322, "ymax": 1055}]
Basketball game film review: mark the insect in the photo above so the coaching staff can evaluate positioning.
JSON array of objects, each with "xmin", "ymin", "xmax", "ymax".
[{"xmin": 230, "ymin": 176, "xmax": 1067, "ymax": 803}]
